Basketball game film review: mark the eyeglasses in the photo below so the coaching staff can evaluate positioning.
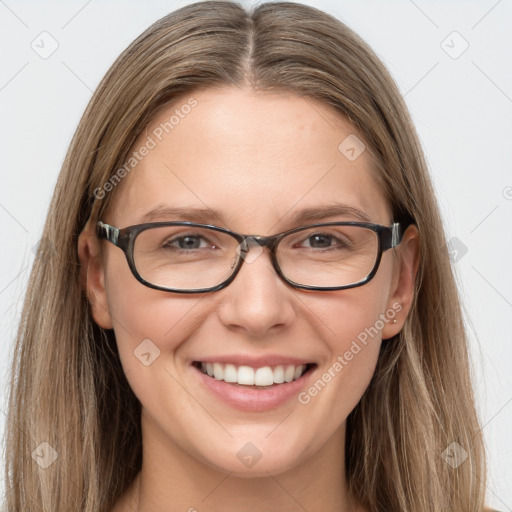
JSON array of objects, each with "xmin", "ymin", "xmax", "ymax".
[{"xmin": 96, "ymin": 220, "xmax": 403, "ymax": 293}]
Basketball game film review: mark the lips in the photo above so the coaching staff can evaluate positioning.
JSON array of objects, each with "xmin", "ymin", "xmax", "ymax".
[{"xmin": 192, "ymin": 358, "xmax": 317, "ymax": 412}]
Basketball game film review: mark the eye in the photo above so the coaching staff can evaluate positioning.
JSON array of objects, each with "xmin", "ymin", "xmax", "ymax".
[
  {"xmin": 299, "ymin": 232, "xmax": 349, "ymax": 249},
  {"xmin": 164, "ymin": 234, "xmax": 213, "ymax": 251},
  {"xmin": 304, "ymin": 233, "xmax": 334, "ymax": 248}
]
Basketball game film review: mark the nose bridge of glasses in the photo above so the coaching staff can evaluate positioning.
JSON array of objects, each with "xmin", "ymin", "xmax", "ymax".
[
  {"xmin": 233, "ymin": 234, "xmax": 284, "ymax": 287},
  {"xmin": 238, "ymin": 234, "xmax": 276, "ymax": 253}
]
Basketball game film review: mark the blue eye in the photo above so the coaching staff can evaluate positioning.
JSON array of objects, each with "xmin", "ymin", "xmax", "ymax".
[{"xmin": 164, "ymin": 234, "xmax": 211, "ymax": 251}]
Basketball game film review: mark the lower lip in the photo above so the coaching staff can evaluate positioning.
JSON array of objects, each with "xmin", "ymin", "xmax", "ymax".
[{"xmin": 193, "ymin": 365, "xmax": 315, "ymax": 412}]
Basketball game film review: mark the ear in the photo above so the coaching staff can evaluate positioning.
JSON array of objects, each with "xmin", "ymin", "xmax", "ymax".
[
  {"xmin": 381, "ymin": 224, "xmax": 420, "ymax": 340},
  {"xmin": 77, "ymin": 220, "xmax": 114, "ymax": 329}
]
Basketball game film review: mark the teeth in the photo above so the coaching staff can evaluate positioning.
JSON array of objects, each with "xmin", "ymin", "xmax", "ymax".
[
  {"xmin": 213, "ymin": 363, "xmax": 224, "ymax": 380},
  {"xmin": 254, "ymin": 367, "xmax": 274, "ymax": 386},
  {"xmin": 223, "ymin": 364, "xmax": 238, "ymax": 383},
  {"xmin": 238, "ymin": 366, "xmax": 255, "ymax": 385},
  {"xmin": 273, "ymin": 365, "xmax": 285, "ymax": 384},
  {"xmin": 284, "ymin": 365, "xmax": 295, "ymax": 383},
  {"xmin": 199, "ymin": 362, "xmax": 308, "ymax": 386}
]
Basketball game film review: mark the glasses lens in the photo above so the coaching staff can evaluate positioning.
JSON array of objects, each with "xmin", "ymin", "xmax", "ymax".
[
  {"xmin": 277, "ymin": 225, "xmax": 379, "ymax": 288},
  {"xmin": 132, "ymin": 224, "xmax": 380, "ymax": 291},
  {"xmin": 133, "ymin": 226, "xmax": 239, "ymax": 290}
]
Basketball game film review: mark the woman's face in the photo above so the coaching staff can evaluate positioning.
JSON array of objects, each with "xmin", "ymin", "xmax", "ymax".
[{"xmin": 83, "ymin": 87, "xmax": 416, "ymax": 478}]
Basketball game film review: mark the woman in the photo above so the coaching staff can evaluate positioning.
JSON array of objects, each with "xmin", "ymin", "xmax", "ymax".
[{"xmin": 3, "ymin": 1, "xmax": 491, "ymax": 511}]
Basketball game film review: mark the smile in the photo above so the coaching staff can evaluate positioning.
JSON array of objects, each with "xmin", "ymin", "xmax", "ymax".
[{"xmin": 195, "ymin": 361, "xmax": 314, "ymax": 387}]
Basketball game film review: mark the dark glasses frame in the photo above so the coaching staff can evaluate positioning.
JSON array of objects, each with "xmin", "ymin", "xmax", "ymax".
[{"xmin": 96, "ymin": 220, "xmax": 403, "ymax": 293}]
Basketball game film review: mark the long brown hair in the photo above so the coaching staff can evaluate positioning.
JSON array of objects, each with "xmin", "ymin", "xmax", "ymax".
[{"xmin": 3, "ymin": 1, "xmax": 486, "ymax": 510}]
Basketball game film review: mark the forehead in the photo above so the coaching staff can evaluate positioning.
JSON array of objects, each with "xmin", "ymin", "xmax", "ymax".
[{"xmin": 107, "ymin": 87, "xmax": 391, "ymax": 230}]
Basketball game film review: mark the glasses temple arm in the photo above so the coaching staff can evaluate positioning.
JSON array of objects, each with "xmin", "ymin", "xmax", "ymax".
[
  {"xmin": 391, "ymin": 222, "xmax": 402, "ymax": 248},
  {"xmin": 97, "ymin": 221, "xmax": 120, "ymax": 245}
]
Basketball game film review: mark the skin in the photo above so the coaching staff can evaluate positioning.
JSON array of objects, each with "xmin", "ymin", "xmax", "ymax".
[{"xmin": 78, "ymin": 86, "xmax": 420, "ymax": 512}]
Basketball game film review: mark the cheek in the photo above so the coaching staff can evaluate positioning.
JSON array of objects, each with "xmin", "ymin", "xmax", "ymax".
[
  {"xmin": 102, "ymin": 252, "xmax": 205, "ymax": 384},
  {"xmin": 319, "ymin": 274, "xmax": 391, "ymax": 356},
  {"xmin": 321, "ymin": 298, "xmax": 382, "ymax": 390},
  {"xmin": 103, "ymin": 244, "xmax": 198, "ymax": 338},
  {"xmin": 302, "ymin": 273, "xmax": 393, "ymax": 413}
]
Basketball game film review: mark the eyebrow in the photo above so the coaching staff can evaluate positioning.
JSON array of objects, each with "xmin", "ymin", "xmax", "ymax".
[{"xmin": 140, "ymin": 203, "xmax": 372, "ymax": 226}]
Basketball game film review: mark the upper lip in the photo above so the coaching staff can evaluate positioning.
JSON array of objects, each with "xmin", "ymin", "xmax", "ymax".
[{"xmin": 193, "ymin": 354, "xmax": 315, "ymax": 367}]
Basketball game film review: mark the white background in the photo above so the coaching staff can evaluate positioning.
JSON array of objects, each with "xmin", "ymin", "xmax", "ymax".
[{"xmin": 0, "ymin": 0, "xmax": 511, "ymax": 509}]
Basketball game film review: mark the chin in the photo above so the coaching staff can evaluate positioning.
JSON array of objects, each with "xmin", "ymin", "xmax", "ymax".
[{"xmin": 193, "ymin": 433, "xmax": 315, "ymax": 478}]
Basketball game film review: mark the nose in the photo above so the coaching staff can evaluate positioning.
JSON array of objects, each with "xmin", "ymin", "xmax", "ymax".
[{"xmin": 216, "ymin": 244, "xmax": 296, "ymax": 337}]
